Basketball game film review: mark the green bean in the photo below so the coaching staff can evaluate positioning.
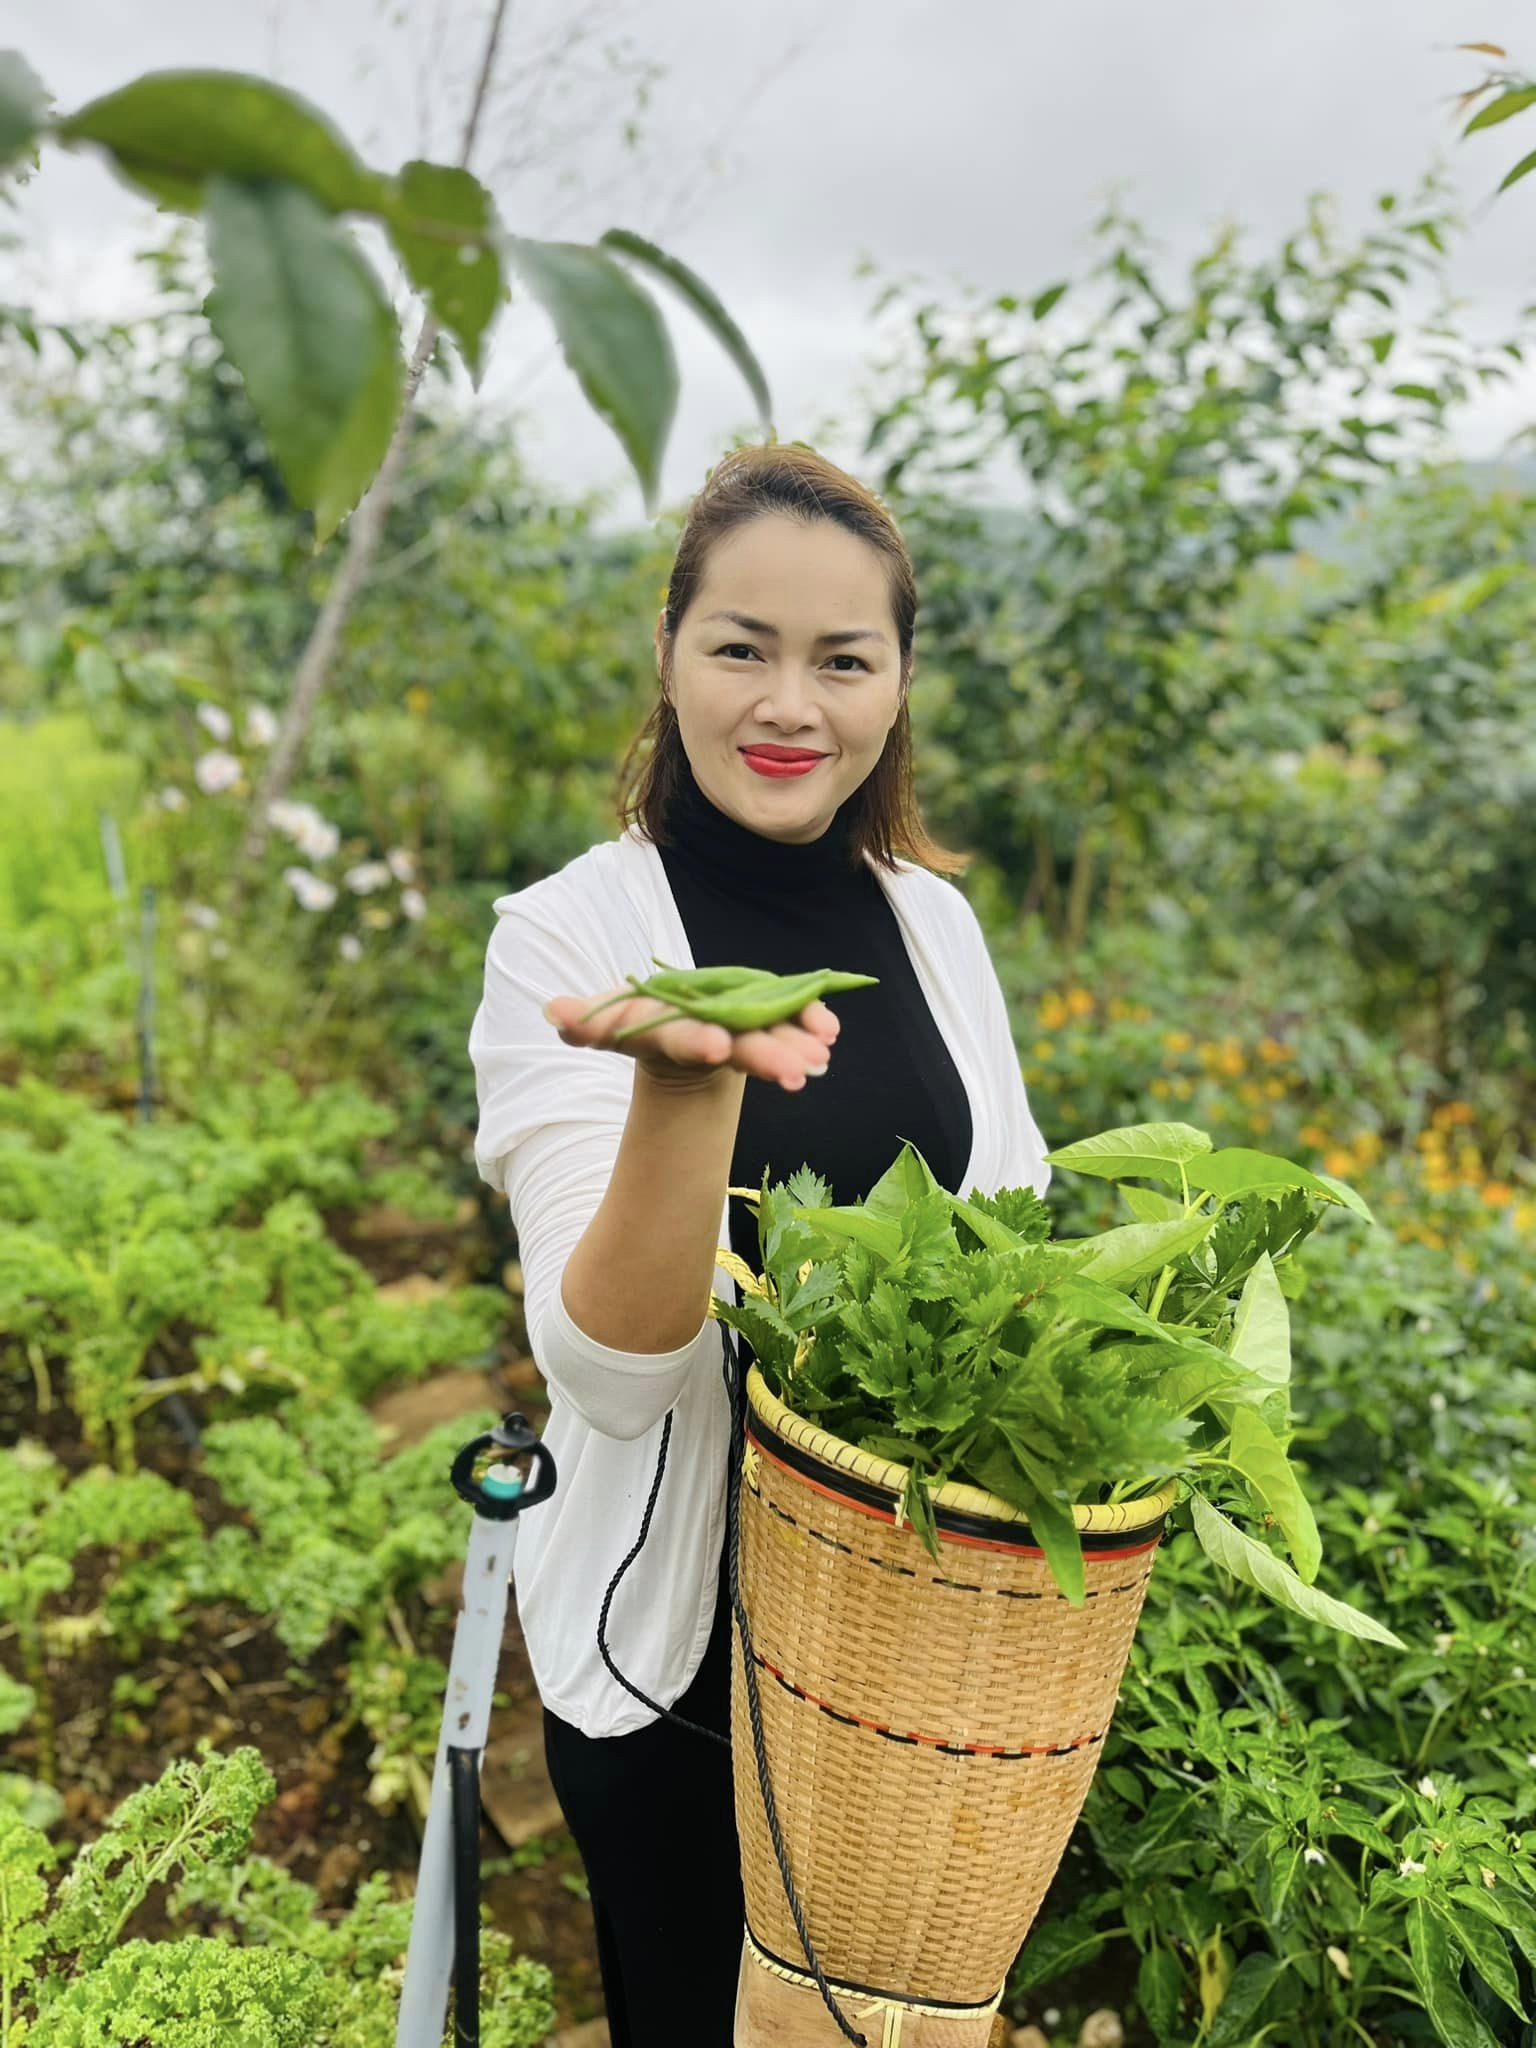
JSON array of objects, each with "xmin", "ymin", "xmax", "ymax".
[{"xmin": 606, "ymin": 964, "xmax": 878, "ymax": 1042}]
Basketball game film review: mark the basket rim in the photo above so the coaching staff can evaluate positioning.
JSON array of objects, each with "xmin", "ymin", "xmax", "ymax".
[{"xmin": 745, "ymin": 1365, "xmax": 1180, "ymax": 1537}]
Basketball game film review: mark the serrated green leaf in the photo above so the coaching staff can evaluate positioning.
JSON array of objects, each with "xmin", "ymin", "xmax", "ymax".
[
  {"xmin": 387, "ymin": 160, "xmax": 504, "ymax": 383},
  {"xmin": 1046, "ymin": 1120, "xmax": 1212, "ymax": 1188},
  {"xmin": 502, "ymin": 234, "xmax": 678, "ymax": 514},
  {"xmin": 945, "ymin": 1190, "xmax": 1024, "ymax": 1251},
  {"xmin": 0, "ymin": 50, "xmax": 49, "ymax": 171},
  {"xmin": 600, "ymin": 226, "xmax": 772, "ymax": 425},
  {"xmin": 203, "ymin": 177, "xmax": 403, "ymax": 545},
  {"xmin": 1227, "ymin": 1404, "xmax": 1320, "ymax": 1582},
  {"xmin": 1406, "ymin": 1897, "xmax": 1502, "ymax": 2048},
  {"xmin": 1189, "ymin": 1492, "xmax": 1404, "ymax": 1648},
  {"xmin": 56, "ymin": 69, "xmax": 385, "ymax": 214}
]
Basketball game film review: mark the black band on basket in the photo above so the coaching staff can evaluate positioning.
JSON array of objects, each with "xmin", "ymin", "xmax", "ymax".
[{"xmin": 743, "ymin": 1920, "xmax": 1006, "ymax": 2022}]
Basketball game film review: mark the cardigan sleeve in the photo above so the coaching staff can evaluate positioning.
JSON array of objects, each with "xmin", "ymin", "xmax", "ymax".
[
  {"xmin": 955, "ymin": 893, "xmax": 1052, "ymax": 1201},
  {"xmin": 467, "ymin": 899, "xmax": 728, "ymax": 1441}
]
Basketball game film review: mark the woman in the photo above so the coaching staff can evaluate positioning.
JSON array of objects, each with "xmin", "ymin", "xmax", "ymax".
[{"xmin": 467, "ymin": 443, "xmax": 1051, "ymax": 2045}]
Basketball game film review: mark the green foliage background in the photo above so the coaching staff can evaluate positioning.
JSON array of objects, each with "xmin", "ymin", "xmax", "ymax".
[{"xmin": 2, "ymin": 163, "xmax": 1533, "ymax": 2048}]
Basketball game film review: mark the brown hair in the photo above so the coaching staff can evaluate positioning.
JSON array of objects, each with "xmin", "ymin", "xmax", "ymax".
[{"xmin": 614, "ymin": 442, "xmax": 970, "ymax": 878}]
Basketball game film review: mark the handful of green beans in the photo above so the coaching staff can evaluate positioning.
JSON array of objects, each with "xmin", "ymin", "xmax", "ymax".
[{"xmin": 577, "ymin": 956, "xmax": 878, "ymax": 1042}]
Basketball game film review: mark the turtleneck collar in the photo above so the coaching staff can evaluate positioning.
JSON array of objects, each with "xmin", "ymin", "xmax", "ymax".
[{"xmin": 659, "ymin": 749, "xmax": 865, "ymax": 895}]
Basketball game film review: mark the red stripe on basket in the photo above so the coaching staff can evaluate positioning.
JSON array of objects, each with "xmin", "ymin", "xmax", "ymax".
[
  {"xmin": 747, "ymin": 1427, "xmax": 1164, "ymax": 1562},
  {"xmin": 753, "ymin": 1650, "xmax": 1106, "ymax": 1760}
]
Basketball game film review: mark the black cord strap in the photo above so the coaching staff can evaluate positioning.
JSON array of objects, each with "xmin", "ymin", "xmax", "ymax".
[{"xmin": 595, "ymin": 1322, "xmax": 866, "ymax": 2046}]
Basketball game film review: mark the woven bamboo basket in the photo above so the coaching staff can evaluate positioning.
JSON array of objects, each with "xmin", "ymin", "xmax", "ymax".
[{"xmin": 731, "ymin": 1366, "xmax": 1179, "ymax": 2047}]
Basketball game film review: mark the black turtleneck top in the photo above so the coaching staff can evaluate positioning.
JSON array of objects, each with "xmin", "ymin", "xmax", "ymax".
[{"xmin": 655, "ymin": 752, "xmax": 973, "ymax": 1278}]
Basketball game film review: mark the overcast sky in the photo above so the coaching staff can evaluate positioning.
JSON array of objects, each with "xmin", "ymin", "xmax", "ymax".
[{"xmin": 9, "ymin": 1, "xmax": 1536, "ymax": 524}]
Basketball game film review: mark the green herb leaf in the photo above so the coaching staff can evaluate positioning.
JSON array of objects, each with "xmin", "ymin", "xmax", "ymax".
[
  {"xmin": 1046, "ymin": 1120, "xmax": 1213, "ymax": 1188},
  {"xmin": 1226, "ymin": 1405, "xmax": 1321, "ymax": 1582},
  {"xmin": 1189, "ymin": 1492, "xmax": 1404, "ymax": 1647}
]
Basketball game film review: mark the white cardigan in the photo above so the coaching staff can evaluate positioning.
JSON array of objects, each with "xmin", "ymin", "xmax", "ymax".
[{"xmin": 467, "ymin": 824, "xmax": 1052, "ymax": 1737}]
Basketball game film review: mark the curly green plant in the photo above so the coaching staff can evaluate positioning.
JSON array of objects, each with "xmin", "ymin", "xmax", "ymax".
[{"xmin": 0, "ymin": 1443, "xmax": 198, "ymax": 1785}]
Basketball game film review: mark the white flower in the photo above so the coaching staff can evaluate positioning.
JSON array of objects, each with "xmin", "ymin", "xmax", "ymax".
[
  {"xmin": 1428, "ymin": 1390, "xmax": 1447, "ymax": 1413},
  {"xmin": 184, "ymin": 903, "xmax": 221, "ymax": 930},
  {"xmin": 194, "ymin": 750, "xmax": 242, "ymax": 795},
  {"xmin": 1399, "ymin": 1856, "xmax": 1427, "ymax": 1877},
  {"xmin": 245, "ymin": 704, "xmax": 278, "ymax": 746},
  {"xmin": 1417, "ymin": 1777, "xmax": 1438, "ymax": 1801},
  {"xmin": 195, "ymin": 702, "xmax": 233, "ymax": 742},
  {"xmin": 386, "ymin": 846, "xmax": 416, "ymax": 883},
  {"xmin": 282, "ymin": 866, "xmax": 338, "ymax": 913},
  {"xmin": 1527, "ymin": 1753, "xmax": 1536, "ymax": 1769},
  {"xmin": 158, "ymin": 786, "xmax": 189, "ymax": 812},
  {"xmin": 266, "ymin": 799, "xmax": 338, "ymax": 859},
  {"xmin": 294, "ymin": 816, "xmax": 340, "ymax": 862},
  {"xmin": 1433, "ymin": 1631, "xmax": 1456, "ymax": 1655},
  {"xmin": 344, "ymin": 860, "xmax": 393, "ymax": 894},
  {"xmin": 1304, "ymin": 1847, "xmax": 1327, "ymax": 1865},
  {"xmin": 267, "ymin": 798, "xmax": 316, "ymax": 840},
  {"xmin": 399, "ymin": 887, "xmax": 427, "ymax": 922},
  {"xmin": 338, "ymin": 933, "xmax": 363, "ymax": 962},
  {"xmin": 1326, "ymin": 1945, "xmax": 1352, "ymax": 1982}
]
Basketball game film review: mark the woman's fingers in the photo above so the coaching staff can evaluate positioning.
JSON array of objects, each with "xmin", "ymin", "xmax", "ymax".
[{"xmin": 546, "ymin": 988, "xmax": 840, "ymax": 1093}]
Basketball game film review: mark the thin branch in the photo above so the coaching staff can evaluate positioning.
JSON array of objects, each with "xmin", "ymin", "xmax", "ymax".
[{"xmin": 234, "ymin": 0, "xmax": 514, "ymax": 888}]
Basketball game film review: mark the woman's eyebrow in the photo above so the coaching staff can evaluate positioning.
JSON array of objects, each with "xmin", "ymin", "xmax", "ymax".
[{"xmin": 699, "ymin": 608, "xmax": 888, "ymax": 646}]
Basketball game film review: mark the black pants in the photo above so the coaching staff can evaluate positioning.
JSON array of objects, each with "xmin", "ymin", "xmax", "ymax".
[{"xmin": 542, "ymin": 1548, "xmax": 743, "ymax": 2046}]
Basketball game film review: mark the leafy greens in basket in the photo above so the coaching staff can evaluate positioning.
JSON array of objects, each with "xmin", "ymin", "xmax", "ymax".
[{"xmin": 709, "ymin": 1122, "xmax": 1403, "ymax": 1650}]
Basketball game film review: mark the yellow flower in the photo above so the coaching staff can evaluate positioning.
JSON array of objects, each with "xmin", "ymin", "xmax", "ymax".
[
  {"xmin": 1299, "ymin": 1124, "xmax": 1329, "ymax": 1149},
  {"xmin": 1247, "ymin": 1113, "xmax": 1267, "ymax": 1133},
  {"xmin": 1218, "ymin": 1043, "xmax": 1246, "ymax": 1077},
  {"xmin": 406, "ymin": 686, "xmax": 430, "ymax": 717},
  {"xmin": 1514, "ymin": 1201, "xmax": 1536, "ymax": 1235},
  {"xmin": 1150, "ymin": 1078, "xmax": 1170, "ymax": 1099},
  {"xmin": 1432, "ymin": 1101, "xmax": 1476, "ymax": 1129},
  {"xmin": 1258, "ymin": 1037, "xmax": 1292, "ymax": 1064},
  {"xmin": 1263, "ymin": 1078, "xmax": 1287, "ymax": 1100},
  {"xmin": 1036, "ymin": 993, "xmax": 1069, "ymax": 1031},
  {"xmin": 1481, "ymin": 1182, "xmax": 1515, "ymax": 1207},
  {"xmin": 1162, "ymin": 1029, "xmax": 1193, "ymax": 1054},
  {"xmin": 1066, "ymin": 987, "xmax": 1095, "ymax": 1018},
  {"xmin": 1324, "ymin": 1149, "xmax": 1357, "ymax": 1178},
  {"xmin": 1032, "ymin": 1039, "xmax": 1055, "ymax": 1060},
  {"xmin": 1238, "ymin": 1080, "xmax": 1263, "ymax": 1105},
  {"xmin": 1173, "ymin": 1076, "xmax": 1195, "ymax": 1099}
]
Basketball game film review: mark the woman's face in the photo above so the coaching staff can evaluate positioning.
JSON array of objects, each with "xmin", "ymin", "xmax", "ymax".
[{"xmin": 656, "ymin": 513, "xmax": 905, "ymax": 845}]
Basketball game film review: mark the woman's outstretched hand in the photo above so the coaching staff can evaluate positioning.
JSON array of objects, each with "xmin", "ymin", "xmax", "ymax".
[{"xmin": 543, "ymin": 985, "xmax": 839, "ymax": 1093}]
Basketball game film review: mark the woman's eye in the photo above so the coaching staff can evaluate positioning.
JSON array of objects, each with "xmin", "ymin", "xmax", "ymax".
[
  {"xmin": 827, "ymin": 654, "xmax": 869, "ymax": 672},
  {"xmin": 716, "ymin": 643, "xmax": 759, "ymax": 661}
]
